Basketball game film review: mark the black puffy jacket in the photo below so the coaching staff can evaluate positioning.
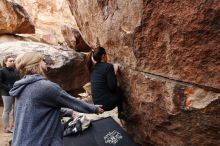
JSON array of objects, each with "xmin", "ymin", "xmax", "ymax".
[{"xmin": 0, "ymin": 67, "xmax": 20, "ymax": 96}]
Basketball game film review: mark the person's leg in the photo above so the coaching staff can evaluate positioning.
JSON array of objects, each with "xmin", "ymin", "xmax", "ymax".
[
  {"xmin": 9, "ymin": 103, "xmax": 14, "ymax": 129},
  {"xmin": 2, "ymin": 96, "xmax": 14, "ymax": 132},
  {"xmin": 115, "ymin": 88, "xmax": 129, "ymax": 120},
  {"xmin": 116, "ymin": 88, "xmax": 125, "ymax": 113}
]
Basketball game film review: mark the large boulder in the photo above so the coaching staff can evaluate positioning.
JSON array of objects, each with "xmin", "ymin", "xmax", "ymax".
[
  {"xmin": 61, "ymin": 24, "xmax": 91, "ymax": 52},
  {"xmin": 121, "ymin": 68, "xmax": 220, "ymax": 146},
  {"xmin": 68, "ymin": 0, "xmax": 220, "ymax": 145},
  {"xmin": 0, "ymin": 0, "xmax": 35, "ymax": 34},
  {"xmin": 68, "ymin": 0, "xmax": 220, "ymax": 89},
  {"xmin": 0, "ymin": 35, "xmax": 27, "ymax": 43},
  {"xmin": 8, "ymin": 0, "xmax": 78, "ymax": 46},
  {"xmin": 0, "ymin": 41, "xmax": 90, "ymax": 92}
]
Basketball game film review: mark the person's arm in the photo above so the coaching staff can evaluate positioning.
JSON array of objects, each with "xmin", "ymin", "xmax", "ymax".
[
  {"xmin": 106, "ymin": 64, "xmax": 117, "ymax": 92},
  {"xmin": 39, "ymin": 82, "xmax": 104, "ymax": 114},
  {"xmin": 60, "ymin": 108, "xmax": 74, "ymax": 117},
  {"xmin": 0, "ymin": 69, "xmax": 10, "ymax": 91},
  {"xmin": 59, "ymin": 90, "xmax": 103, "ymax": 114},
  {"xmin": 60, "ymin": 108, "xmax": 80, "ymax": 119},
  {"xmin": 113, "ymin": 63, "xmax": 120, "ymax": 75}
]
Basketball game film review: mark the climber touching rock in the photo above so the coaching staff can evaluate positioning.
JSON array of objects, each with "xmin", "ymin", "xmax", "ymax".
[{"xmin": 91, "ymin": 47, "xmax": 127, "ymax": 120}]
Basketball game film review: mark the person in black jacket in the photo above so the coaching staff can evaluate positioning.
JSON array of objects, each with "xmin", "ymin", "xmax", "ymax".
[
  {"xmin": 91, "ymin": 47, "xmax": 126, "ymax": 119},
  {"xmin": 0, "ymin": 56, "xmax": 20, "ymax": 133}
]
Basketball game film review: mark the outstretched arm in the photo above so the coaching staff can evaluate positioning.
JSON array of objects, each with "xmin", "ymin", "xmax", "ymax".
[
  {"xmin": 39, "ymin": 82, "xmax": 104, "ymax": 115},
  {"xmin": 58, "ymin": 90, "xmax": 103, "ymax": 114}
]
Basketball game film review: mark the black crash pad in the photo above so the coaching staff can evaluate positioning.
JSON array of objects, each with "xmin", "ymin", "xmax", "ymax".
[{"xmin": 63, "ymin": 117, "xmax": 139, "ymax": 146}]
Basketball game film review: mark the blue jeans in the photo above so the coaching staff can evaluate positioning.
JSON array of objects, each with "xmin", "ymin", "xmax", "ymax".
[{"xmin": 2, "ymin": 96, "xmax": 14, "ymax": 129}]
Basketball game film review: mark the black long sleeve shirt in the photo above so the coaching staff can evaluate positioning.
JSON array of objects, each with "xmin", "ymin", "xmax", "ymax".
[
  {"xmin": 0, "ymin": 67, "xmax": 20, "ymax": 96},
  {"xmin": 91, "ymin": 62, "xmax": 119, "ymax": 110}
]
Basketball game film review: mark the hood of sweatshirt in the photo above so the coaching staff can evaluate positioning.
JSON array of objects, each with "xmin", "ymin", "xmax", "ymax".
[{"xmin": 9, "ymin": 74, "xmax": 45, "ymax": 97}]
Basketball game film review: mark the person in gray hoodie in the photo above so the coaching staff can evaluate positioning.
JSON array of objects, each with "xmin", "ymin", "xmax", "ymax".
[{"xmin": 9, "ymin": 52, "xmax": 104, "ymax": 146}]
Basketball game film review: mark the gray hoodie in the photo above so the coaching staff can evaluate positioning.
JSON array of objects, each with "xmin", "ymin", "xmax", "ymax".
[{"xmin": 9, "ymin": 74, "xmax": 97, "ymax": 146}]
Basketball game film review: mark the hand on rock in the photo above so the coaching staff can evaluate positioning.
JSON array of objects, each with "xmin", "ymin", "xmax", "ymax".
[{"xmin": 113, "ymin": 63, "xmax": 120, "ymax": 75}]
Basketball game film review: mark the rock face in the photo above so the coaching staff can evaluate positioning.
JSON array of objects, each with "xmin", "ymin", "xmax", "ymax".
[
  {"xmin": 0, "ymin": 35, "xmax": 27, "ymax": 43},
  {"xmin": 0, "ymin": 41, "xmax": 90, "ymax": 92},
  {"xmin": 0, "ymin": 0, "xmax": 35, "ymax": 34},
  {"xmin": 61, "ymin": 24, "xmax": 91, "ymax": 52},
  {"xmin": 69, "ymin": 0, "xmax": 220, "ymax": 89},
  {"xmin": 8, "ymin": 0, "xmax": 78, "ymax": 46},
  {"xmin": 121, "ymin": 69, "xmax": 220, "ymax": 146},
  {"xmin": 68, "ymin": 0, "xmax": 220, "ymax": 145}
]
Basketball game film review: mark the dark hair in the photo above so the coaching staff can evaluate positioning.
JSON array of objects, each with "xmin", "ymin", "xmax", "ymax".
[
  {"xmin": 2, "ymin": 55, "xmax": 14, "ymax": 67},
  {"xmin": 93, "ymin": 47, "xmax": 106, "ymax": 63}
]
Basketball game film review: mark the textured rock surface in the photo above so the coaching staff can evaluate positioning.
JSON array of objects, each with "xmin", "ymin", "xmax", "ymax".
[
  {"xmin": 0, "ymin": 41, "xmax": 90, "ymax": 92},
  {"xmin": 0, "ymin": 35, "xmax": 27, "ymax": 43},
  {"xmin": 0, "ymin": 34, "xmax": 46, "ymax": 44},
  {"xmin": 61, "ymin": 24, "xmax": 91, "ymax": 52},
  {"xmin": 8, "ymin": 0, "xmax": 78, "ymax": 45},
  {"xmin": 120, "ymin": 69, "xmax": 220, "ymax": 146},
  {"xmin": 68, "ymin": 0, "xmax": 220, "ymax": 145},
  {"xmin": 69, "ymin": 0, "xmax": 220, "ymax": 89},
  {"xmin": 0, "ymin": 0, "xmax": 35, "ymax": 34}
]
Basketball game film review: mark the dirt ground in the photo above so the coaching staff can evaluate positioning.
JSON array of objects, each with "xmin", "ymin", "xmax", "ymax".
[{"xmin": 0, "ymin": 106, "xmax": 12, "ymax": 146}]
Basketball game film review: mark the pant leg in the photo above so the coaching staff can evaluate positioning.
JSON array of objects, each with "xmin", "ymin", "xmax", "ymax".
[
  {"xmin": 103, "ymin": 88, "xmax": 125, "ymax": 112},
  {"xmin": 2, "ymin": 96, "xmax": 15, "ymax": 129},
  {"xmin": 10, "ymin": 103, "xmax": 15, "ymax": 127},
  {"xmin": 115, "ymin": 87, "xmax": 125, "ymax": 113}
]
